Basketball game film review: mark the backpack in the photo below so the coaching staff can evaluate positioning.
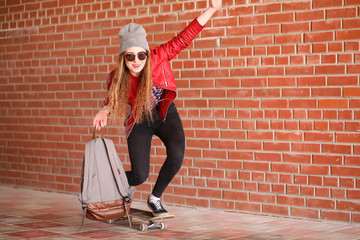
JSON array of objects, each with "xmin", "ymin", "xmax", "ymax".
[{"xmin": 78, "ymin": 132, "xmax": 135, "ymax": 231}]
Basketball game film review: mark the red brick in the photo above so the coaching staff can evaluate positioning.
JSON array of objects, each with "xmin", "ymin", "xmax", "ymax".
[
  {"xmin": 345, "ymin": 0, "xmax": 360, "ymax": 5},
  {"xmin": 301, "ymin": 165, "xmax": 330, "ymax": 175},
  {"xmin": 262, "ymin": 99, "xmax": 288, "ymax": 108},
  {"xmin": 313, "ymin": 0, "xmax": 342, "ymax": 8},
  {"xmin": 275, "ymin": 34, "xmax": 302, "ymax": 44},
  {"xmin": 282, "ymin": 22, "xmax": 310, "ymax": 33},
  {"xmin": 343, "ymin": 19, "xmax": 360, "ymax": 29},
  {"xmin": 278, "ymin": 196, "xmax": 305, "ymax": 206},
  {"xmin": 316, "ymin": 65, "xmax": 345, "ymax": 74},
  {"xmin": 338, "ymin": 54, "xmax": 352, "ymax": 63},
  {"xmin": 286, "ymin": 66, "xmax": 313, "ymax": 75},
  {"xmin": 227, "ymin": 26, "xmax": 252, "ymax": 36},
  {"xmin": 247, "ymin": 35, "xmax": 273, "ymax": 45},
  {"xmin": 247, "ymin": 57, "xmax": 261, "ymax": 66},
  {"xmin": 328, "ymin": 76, "xmax": 358, "ymax": 85},
  {"xmin": 348, "ymin": 64, "xmax": 360, "ymax": 74},
  {"xmin": 268, "ymin": 46, "xmax": 281, "ymax": 55},
  {"xmin": 199, "ymin": 188, "xmax": 222, "ymax": 198},
  {"xmin": 312, "ymin": 20, "xmax": 341, "ymax": 31},
  {"xmin": 321, "ymin": 211, "xmax": 351, "ymax": 222},
  {"xmin": 319, "ymin": 99, "xmax": 348, "ymax": 108},
  {"xmin": 237, "ymin": 141, "xmax": 262, "ymax": 151},
  {"xmin": 258, "ymin": 66, "xmax": 284, "ymax": 76},
  {"xmin": 223, "ymin": 37, "xmax": 247, "ymax": 47},
  {"xmin": 243, "ymin": 161, "xmax": 270, "ymax": 171},
  {"xmin": 272, "ymin": 163, "xmax": 299, "ymax": 173},
  {"xmin": 224, "ymin": 190, "xmax": 248, "ymax": 201},
  {"xmin": 336, "ymin": 30, "xmax": 360, "ymax": 40},
  {"xmin": 186, "ymin": 198, "xmax": 209, "ymax": 208},
  {"xmin": 291, "ymin": 207, "xmax": 319, "ymax": 219},
  {"xmin": 255, "ymin": 3, "xmax": 281, "ymax": 13},
  {"xmin": 236, "ymin": 202, "xmax": 261, "ymax": 212},
  {"xmin": 267, "ymin": 12, "xmax": 294, "ymax": 23},
  {"xmin": 263, "ymin": 204, "xmax": 289, "ymax": 215},
  {"xmin": 327, "ymin": 7, "xmax": 357, "ymax": 18},
  {"xmin": 324, "ymin": 144, "xmax": 352, "ymax": 155},
  {"xmin": 289, "ymin": 99, "xmax": 317, "ymax": 108},
  {"xmin": 348, "ymin": 190, "xmax": 360, "ymax": 200},
  {"xmin": 234, "ymin": 99, "xmax": 260, "ymax": 108},
  {"xmin": 313, "ymin": 87, "xmax": 341, "ymax": 97},
  {"xmin": 231, "ymin": 68, "xmax": 256, "ymax": 77},
  {"xmin": 308, "ymin": 198, "xmax": 335, "ymax": 209},
  {"xmin": 293, "ymin": 143, "xmax": 321, "ymax": 153},
  {"xmin": 269, "ymin": 77, "xmax": 296, "ymax": 87},
  {"xmin": 253, "ymin": 24, "xmax": 280, "ymax": 35},
  {"xmin": 255, "ymin": 152, "xmax": 281, "ymax": 162},
  {"xmin": 296, "ymin": 10, "xmax": 325, "ymax": 21},
  {"xmin": 240, "ymin": 15, "xmax": 265, "ymax": 25},
  {"xmin": 283, "ymin": 1, "xmax": 311, "ymax": 11},
  {"xmin": 229, "ymin": 6, "xmax": 253, "ymax": 16},
  {"xmin": 254, "ymin": 89, "xmax": 280, "ymax": 98},
  {"xmin": 336, "ymin": 133, "xmax": 360, "ymax": 143},
  {"xmin": 337, "ymin": 200, "xmax": 360, "ymax": 211},
  {"xmin": 305, "ymin": 32, "xmax": 334, "ymax": 42},
  {"xmin": 250, "ymin": 193, "xmax": 276, "ymax": 203}
]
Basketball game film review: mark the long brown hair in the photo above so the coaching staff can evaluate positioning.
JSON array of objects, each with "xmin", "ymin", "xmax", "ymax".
[{"xmin": 107, "ymin": 51, "xmax": 154, "ymax": 125}]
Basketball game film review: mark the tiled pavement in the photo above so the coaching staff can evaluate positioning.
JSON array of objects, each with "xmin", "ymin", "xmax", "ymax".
[{"xmin": 0, "ymin": 185, "xmax": 359, "ymax": 240}]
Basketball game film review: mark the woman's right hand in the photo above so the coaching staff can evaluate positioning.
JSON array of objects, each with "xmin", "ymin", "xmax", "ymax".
[{"xmin": 93, "ymin": 106, "xmax": 109, "ymax": 131}]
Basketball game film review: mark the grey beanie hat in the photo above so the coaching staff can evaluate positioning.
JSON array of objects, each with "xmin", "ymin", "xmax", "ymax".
[{"xmin": 118, "ymin": 23, "xmax": 150, "ymax": 55}]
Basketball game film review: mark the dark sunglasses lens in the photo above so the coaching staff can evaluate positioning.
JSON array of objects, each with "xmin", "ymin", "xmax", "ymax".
[
  {"xmin": 138, "ymin": 52, "xmax": 147, "ymax": 60},
  {"xmin": 125, "ymin": 54, "xmax": 135, "ymax": 61}
]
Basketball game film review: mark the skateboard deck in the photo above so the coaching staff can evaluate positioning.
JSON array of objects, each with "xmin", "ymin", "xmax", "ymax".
[{"xmin": 128, "ymin": 208, "xmax": 176, "ymax": 231}]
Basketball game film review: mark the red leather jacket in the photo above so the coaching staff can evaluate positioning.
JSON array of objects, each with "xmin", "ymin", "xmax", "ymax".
[{"xmin": 105, "ymin": 18, "xmax": 204, "ymax": 138}]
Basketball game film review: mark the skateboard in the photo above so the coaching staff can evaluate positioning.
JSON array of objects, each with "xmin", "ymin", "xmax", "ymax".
[
  {"xmin": 128, "ymin": 208, "xmax": 176, "ymax": 231},
  {"xmin": 107, "ymin": 208, "xmax": 175, "ymax": 231}
]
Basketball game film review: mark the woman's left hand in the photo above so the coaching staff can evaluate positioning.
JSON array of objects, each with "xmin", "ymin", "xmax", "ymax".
[{"xmin": 211, "ymin": 0, "xmax": 222, "ymax": 10}]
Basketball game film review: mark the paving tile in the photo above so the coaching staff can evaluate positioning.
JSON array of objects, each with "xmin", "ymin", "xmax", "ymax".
[
  {"xmin": 7, "ymin": 230, "xmax": 60, "ymax": 239},
  {"xmin": 15, "ymin": 221, "xmax": 65, "ymax": 229},
  {"xmin": 205, "ymin": 228, "xmax": 257, "ymax": 238},
  {"xmin": 76, "ymin": 230, "xmax": 128, "ymax": 239},
  {"xmin": 0, "ymin": 234, "xmax": 24, "ymax": 240},
  {"xmin": 239, "ymin": 233, "xmax": 289, "ymax": 240},
  {"xmin": 139, "ymin": 229, "xmax": 192, "ymax": 238},
  {"xmin": 24, "ymin": 214, "xmax": 69, "ymax": 220}
]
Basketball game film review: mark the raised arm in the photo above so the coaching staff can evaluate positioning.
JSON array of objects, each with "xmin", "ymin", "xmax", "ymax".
[{"xmin": 197, "ymin": 0, "xmax": 222, "ymax": 26}]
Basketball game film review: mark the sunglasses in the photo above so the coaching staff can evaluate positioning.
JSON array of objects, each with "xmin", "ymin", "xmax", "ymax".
[{"xmin": 125, "ymin": 52, "xmax": 147, "ymax": 62}]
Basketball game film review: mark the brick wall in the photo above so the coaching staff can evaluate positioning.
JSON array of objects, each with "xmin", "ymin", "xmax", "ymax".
[{"xmin": 0, "ymin": 0, "xmax": 359, "ymax": 223}]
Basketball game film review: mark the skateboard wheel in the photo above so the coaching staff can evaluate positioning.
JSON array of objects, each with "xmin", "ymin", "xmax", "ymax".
[
  {"xmin": 140, "ymin": 223, "xmax": 148, "ymax": 231},
  {"xmin": 106, "ymin": 220, "xmax": 114, "ymax": 224},
  {"xmin": 160, "ymin": 222, "xmax": 167, "ymax": 230}
]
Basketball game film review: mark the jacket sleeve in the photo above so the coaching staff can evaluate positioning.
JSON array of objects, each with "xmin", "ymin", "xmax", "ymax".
[{"xmin": 152, "ymin": 18, "xmax": 205, "ymax": 61}]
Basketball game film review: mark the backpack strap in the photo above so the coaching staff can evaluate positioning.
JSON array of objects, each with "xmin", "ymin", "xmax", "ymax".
[
  {"xmin": 77, "ymin": 140, "xmax": 96, "ymax": 233},
  {"xmin": 101, "ymin": 138, "xmax": 131, "ymax": 197},
  {"xmin": 77, "ymin": 203, "xmax": 87, "ymax": 233},
  {"xmin": 82, "ymin": 140, "xmax": 96, "ymax": 203},
  {"xmin": 101, "ymin": 138, "xmax": 133, "ymax": 227}
]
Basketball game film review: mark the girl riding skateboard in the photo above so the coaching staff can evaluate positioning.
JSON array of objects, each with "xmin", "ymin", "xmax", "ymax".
[{"xmin": 93, "ymin": 0, "xmax": 222, "ymax": 216}]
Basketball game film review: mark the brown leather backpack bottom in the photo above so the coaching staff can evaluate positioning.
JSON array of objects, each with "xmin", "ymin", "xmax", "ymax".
[{"xmin": 86, "ymin": 199, "xmax": 132, "ymax": 221}]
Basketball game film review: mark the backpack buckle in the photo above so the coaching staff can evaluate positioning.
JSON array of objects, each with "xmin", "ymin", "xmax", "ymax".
[{"xmin": 124, "ymin": 196, "xmax": 131, "ymax": 203}]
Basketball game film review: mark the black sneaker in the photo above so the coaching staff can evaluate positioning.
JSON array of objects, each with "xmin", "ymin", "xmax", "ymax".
[{"xmin": 147, "ymin": 198, "xmax": 168, "ymax": 216}]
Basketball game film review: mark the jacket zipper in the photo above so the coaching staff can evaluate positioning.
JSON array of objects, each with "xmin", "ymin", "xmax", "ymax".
[
  {"xmin": 161, "ymin": 65, "xmax": 170, "ymax": 122},
  {"xmin": 161, "ymin": 65, "xmax": 168, "ymax": 87}
]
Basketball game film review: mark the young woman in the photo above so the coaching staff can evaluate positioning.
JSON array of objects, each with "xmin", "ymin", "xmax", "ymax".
[{"xmin": 93, "ymin": 0, "xmax": 222, "ymax": 216}]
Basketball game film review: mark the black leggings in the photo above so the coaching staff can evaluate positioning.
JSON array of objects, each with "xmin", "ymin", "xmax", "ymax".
[{"xmin": 125, "ymin": 103, "xmax": 185, "ymax": 198}]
